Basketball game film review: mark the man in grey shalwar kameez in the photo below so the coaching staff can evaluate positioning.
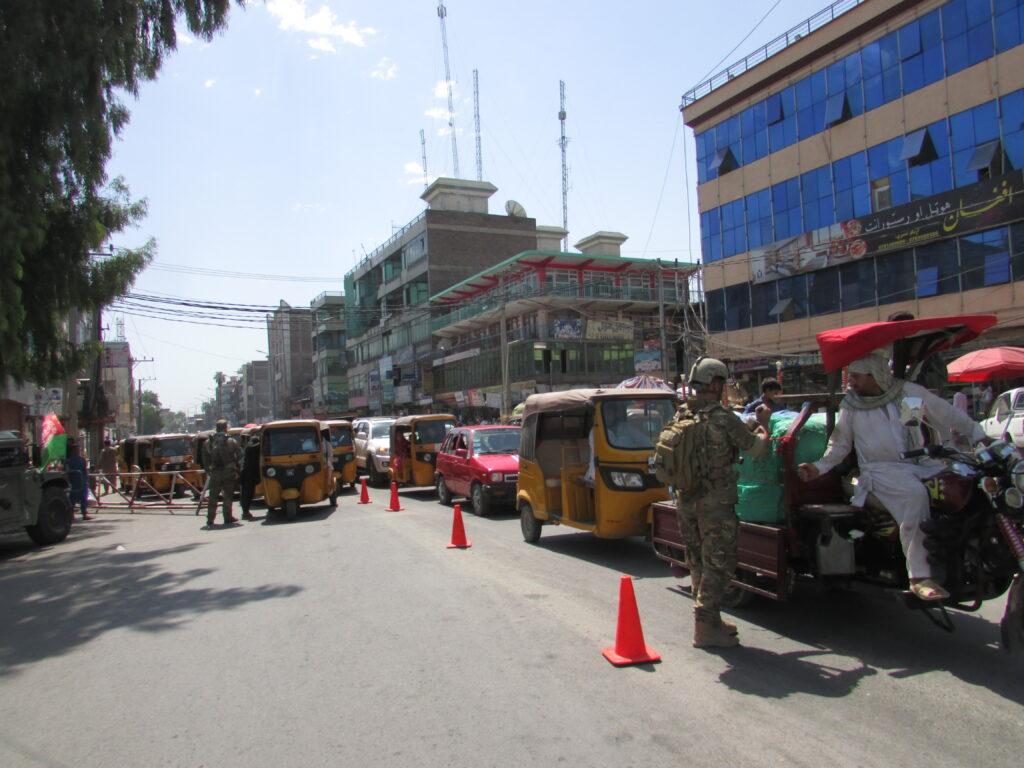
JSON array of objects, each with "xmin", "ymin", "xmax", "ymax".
[{"xmin": 797, "ymin": 351, "xmax": 987, "ymax": 601}]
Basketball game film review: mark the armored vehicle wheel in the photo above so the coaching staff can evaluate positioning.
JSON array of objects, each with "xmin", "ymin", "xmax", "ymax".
[
  {"xmin": 26, "ymin": 486, "xmax": 73, "ymax": 546},
  {"xmin": 520, "ymin": 502, "xmax": 541, "ymax": 543}
]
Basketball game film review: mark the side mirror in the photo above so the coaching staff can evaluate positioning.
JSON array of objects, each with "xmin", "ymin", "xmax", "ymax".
[
  {"xmin": 900, "ymin": 396, "xmax": 924, "ymax": 427},
  {"xmin": 455, "ymin": 448, "xmax": 468, "ymax": 459}
]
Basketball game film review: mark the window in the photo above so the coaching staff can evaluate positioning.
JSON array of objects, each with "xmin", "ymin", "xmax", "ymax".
[
  {"xmin": 808, "ymin": 267, "xmax": 840, "ymax": 316},
  {"xmin": 862, "ymin": 32, "xmax": 901, "ymax": 112},
  {"xmin": 840, "ymin": 258, "xmax": 876, "ymax": 311},
  {"xmin": 710, "ymin": 147, "xmax": 739, "ymax": 175},
  {"xmin": 724, "ymin": 283, "xmax": 751, "ymax": 331},
  {"xmin": 960, "ymin": 228, "xmax": 1010, "ymax": 290},
  {"xmin": 824, "ymin": 93, "xmax": 851, "ymax": 127},
  {"xmin": 951, "ymin": 101, "xmax": 1001, "ymax": 187},
  {"xmin": 775, "ymin": 274, "xmax": 808, "ymax": 320},
  {"xmin": 700, "ymin": 209, "xmax": 722, "ymax": 263},
  {"xmin": 767, "ymin": 86, "xmax": 798, "ymax": 152},
  {"xmin": 825, "ymin": 50, "xmax": 862, "ymax": 123},
  {"xmin": 771, "ymin": 178, "xmax": 802, "ymax": 240},
  {"xmin": 867, "ymin": 137, "xmax": 908, "ymax": 210},
  {"xmin": 908, "ymin": 121, "xmax": 952, "ymax": 200},
  {"xmin": 833, "ymin": 152, "xmax": 870, "ymax": 220},
  {"xmin": 751, "ymin": 281, "xmax": 777, "ymax": 327},
  {"xmin": 795, "ymin": 70, "xmax": 828, "ymax": 141},
  {"xmin": 745, "ymin": 188, "xmax": 773, "ymax": 249},
  {"xmin": 915, "ymin": 240, "xmax": 959, "ymax": 296},
  {"xmin": 1001, "ymin": 89, "xmax": 1024, "ymax": 172},
  {"xmin": 801, "ymin": 166, "xmax": 835, "ymax": 232},
  {"xmin": 943, "ymin": 0, "xmax": 994, "ymax": 76},
  {"xmin": 721, "ymin": 197, "xmax": 747, "ymax": 257},
  {"xmin": 900, "ymin": 11, "xmax": 943, "ymax": 93},
  {"xmin": 1013, "ymin": 222, "xmax": 1024, "ymax": 281},
  {"xmin": 875, "ymin": 249, "xmax": 916, "ymax": 305},
  {"xmin": 740, "ymin": 102, "xmax": 769, "ymax": 165},
  {"xmin": 707, "ymin": 288, "xmax": 725, "ymax": 332},
  {"xmin": 995, "ymin": 0, "xmax": 1024, "ymax": 53}
]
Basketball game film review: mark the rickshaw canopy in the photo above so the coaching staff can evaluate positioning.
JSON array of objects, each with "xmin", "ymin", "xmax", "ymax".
[
  {"xmin": 522, "ymin": 388, "xmax": 677, "ymax": 420},
  {"xmin": 815, "ymin": 314, "xmax": 997, "ymax": 373}
]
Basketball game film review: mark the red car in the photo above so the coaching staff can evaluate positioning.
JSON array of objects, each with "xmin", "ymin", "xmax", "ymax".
[{"xmin": 435, "ymin": 425, "xmax": 521, "ymax": 516}]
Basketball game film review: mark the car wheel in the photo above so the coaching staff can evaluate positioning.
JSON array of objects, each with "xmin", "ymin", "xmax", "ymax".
[
  {"xmin": 520, "ymin": 501, "xmax": 541, "ymax": 543},
  {"xmin": 471, "ymin": 482, "xmax": 489, "ymax": 517},
  {"xmin": 437, "ymin": 475, "xmax": 452, "ymax": 506},
  {"xmin": 25, "ymin": 486, "xmax": 73, "ymax": 546},
  {"xmin": 367, "ymin": 463, "xmax": 382, "ymax": 487}
]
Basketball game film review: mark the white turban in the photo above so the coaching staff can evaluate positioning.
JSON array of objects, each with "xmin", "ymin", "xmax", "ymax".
[{"xmin": 844, "ymin": 352, "xmax": 902, "ymax": 410}]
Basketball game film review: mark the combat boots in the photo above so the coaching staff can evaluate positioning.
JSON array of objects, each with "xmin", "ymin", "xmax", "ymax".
[{"xmin": 693, "ymin": 609, "xmax": 739, "ymax": 649}]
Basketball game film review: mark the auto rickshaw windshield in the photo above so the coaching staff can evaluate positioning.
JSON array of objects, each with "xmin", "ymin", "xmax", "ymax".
[
  {"xmin": 330, "ymin": 426, "xmax": 353, "ymax": 447},
  {"xmin": 601, "ymin": 398, "xmax": 675, "ymax": 450},
  {"xmin": 153, "ymin": 437, "xmax": 191, "ymax": 456},
  {"xmin": 264, "ymin": 426, "xmax": 319, "ymax": 456},
  {"xmin": 473, "ymin": 428, "xmax": 520, "ymax": 454},
  {"xmin": 414, "ymin": 420, "xmax": 455, "ymax": 444}
]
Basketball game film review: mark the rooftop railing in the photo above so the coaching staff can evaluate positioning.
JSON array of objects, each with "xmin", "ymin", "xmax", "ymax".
[
  {"xmin": 681, "ymin": 0, "xmax": 864, "ymax": 107},
  {"xmin": 345, "ymin": 210, "xmax": 427, "ymax": 279}
]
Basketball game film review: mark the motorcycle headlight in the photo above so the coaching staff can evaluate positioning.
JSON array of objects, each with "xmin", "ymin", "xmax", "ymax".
[
  {"xmin": 1012, "ymin": 463, "xmax": 1024, "ymax": 493},
  {"xmin": 305, "ymin": 464, "xmax": 315, "ymax": 475},
  {"xmin": 608, "ymin": 470, "xmax": 644, "ymax": 489},
  {"xmin": 1005, "ymin": 488, "xmax": 1024, "ymax": 509},
  {"xmin": 266, "ymin": 467, "xmax": 277, "ymax": 478}
]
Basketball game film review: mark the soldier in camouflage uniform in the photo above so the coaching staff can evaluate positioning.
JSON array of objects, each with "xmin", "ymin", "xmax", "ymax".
[
  {"xmin": 202, "ymin": 419, "xmax": 242, "ymax": 528},
  {"xmin": 677, "ymin": 358, "xmax": 770, "ymax": 649}
]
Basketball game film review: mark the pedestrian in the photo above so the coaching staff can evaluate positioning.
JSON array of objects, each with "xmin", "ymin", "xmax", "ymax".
[
  {"xmin": 99, "ymin": 438, "xmax": 118, "ymax": 495},
  {"xmin": 952, "ymin": 389, "xmax": 969, "ymax": 415},
  {"xmin": 202, "ymin": 419, "xmax": 242, "ymax": 528},
  {"xmin": 66, "ymin": 440, "xmax": 93, "ymax": 521},
  {"xmin": 742, "ymin": 377, "xmax": 785, "ymax": 415},
  {"xmin": 673, "ymin": 357, "xmax": 770, "ymax": 649},
  {"xmin": 239, "ymin": 434, "xmax": 260, "ymax": 521}
]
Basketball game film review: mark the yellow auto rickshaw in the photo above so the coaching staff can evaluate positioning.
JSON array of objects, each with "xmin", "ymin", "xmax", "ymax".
[
  {"xmin": 325, "ymin": 420, "xmax": 357, "ymax": 491},
  {"xmin": 120, "ymin": 435, "xmax": 154, "ymax": 494},
  {"xmin": 516, "ymin": 389, "xmax": 676, "ymax": 542},
  {"xmin": 389, "ymin": 414, "xmax": 456, "ymax": 488},
  {"xmin": 260, "ymin": 420, "xmax": 336, "ymax": 520},
  {"xmin": 149, "ymin": 433, "xmax": 203, "ymax": 496}
]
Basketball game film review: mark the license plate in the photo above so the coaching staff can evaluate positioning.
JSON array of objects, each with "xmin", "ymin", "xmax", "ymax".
[{"xmin": 504, "ymin": 473, "xmax": 518, "ymax": 483}]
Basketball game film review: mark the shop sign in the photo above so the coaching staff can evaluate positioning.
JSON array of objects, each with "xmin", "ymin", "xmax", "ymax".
[
  {"xmin": 468, "ymin": 389, "xmax": 485, "ymax": 407},
  {"xmin": 394, "ymin": 385, "xmax": 413, "ymax": 404},
  {"xmin": 348, "ymin": 395, "xmax": 368, "ymax": 408},
  {"xmin": 433, "ymin": 348, "xmax": 481, "ymax": 367},
  {"xmin": 552, "ymin": 318, "xmax": 582, "ymax": 339},
  {"xmin": 633, "ymin": 349, "xmax": 662, "ymax": 373},
  {"xmin": 485, "ymin": 392, "xmax": 502, "ymax": 409},
  {"xmin": 750, "ymin": 170, "xmax": 1024, "ymax": 284},
  {"xmin": 733, "ymin": 358, "xmax": 774, "ymax": 373},
  {"xmin": 454, "ymin": 391, "xmax": 466, "ymax": 404},
  {"xmin": 417, "ymin": 395, "xmax": 434, "ymax": 406},
  {"xmin": 585, "ymin": 319, "xmax": 633, "ymax": 341}
]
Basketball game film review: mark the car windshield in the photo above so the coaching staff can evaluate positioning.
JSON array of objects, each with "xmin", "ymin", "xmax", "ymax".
[
  {"xmin": 414, "ymin": 420, "xmax": 454, "ymax": 445},
  {"xmin": 601, "ymin": 398, "xmax": 675, "ymax": 450},
  {"xmin": 473, "ymin": 428, "xmax": 521, "ymax": 455},
  {"xmin": 371, "ymin": 423, "xmax": 392, "ymax": 438},
  {"xmin": 264, "ymin": 427, "xmax": 319, "ymax": 456},
  {"xmin": 154, "ymin": 437, "xmax": 191, "ymax": 456},
  {"xmin": 330, "ymin": 426, "xmax": 353, "ymax": 447},
  {"xmin": 1014, "ymin": 392, "xmax": 1024, "ymax": 410}
]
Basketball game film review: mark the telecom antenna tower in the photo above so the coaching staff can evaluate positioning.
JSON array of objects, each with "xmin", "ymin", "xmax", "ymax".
[
  {"xmin": 437, "ymin": 2, "xmax": 460, "ymax": 177},
  {"xmin": 559, "ymin": 80, "xmax": 569, "ymax": 251},
  {"xmin": 473, "ymin": 69, "xmax": 483, "ymax": 181},
  {"xmin": 420, "ymin": 129, "xmax": 428, "ymax": 188}
]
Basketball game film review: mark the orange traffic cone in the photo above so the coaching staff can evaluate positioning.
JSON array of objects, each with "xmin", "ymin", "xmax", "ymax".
[
  {"xmin": 602, "ymin": 575, "xmax": 661, "ymax": 667},
  {"xmin": 387, "ymin": 481, "xmax": 403, "ymax": 511},
  {"xmin": 358, "ymin": 478, "xmax": 370, "ymax": 505},
  {"xmin": 446, "ymin": 503, "xmax": 472, "ymax": 549}
]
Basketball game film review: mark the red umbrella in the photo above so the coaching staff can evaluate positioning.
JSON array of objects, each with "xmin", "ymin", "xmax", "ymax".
[{"xmin": 947, "ymin": 347, "xmax": 1024, "ymax": 382}]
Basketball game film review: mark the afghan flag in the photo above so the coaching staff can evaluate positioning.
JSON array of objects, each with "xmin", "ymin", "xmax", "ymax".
[{"xmin": 40, "ymin": 413, "xmax": 67, "ymax": 468}]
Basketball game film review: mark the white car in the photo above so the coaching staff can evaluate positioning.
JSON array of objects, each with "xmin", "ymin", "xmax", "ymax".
[
  {"xmin": 352, "ymin": 418, "xmax": 394, "ymax": 486},
  {"xmin": 981, "ymin": 387, "xmax": 1024, "ymax": 448}
]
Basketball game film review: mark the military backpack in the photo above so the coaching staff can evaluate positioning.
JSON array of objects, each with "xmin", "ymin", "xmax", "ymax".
[{"xmin": 652, "ymin": 403, "xmax": 722, "ymax": 500}]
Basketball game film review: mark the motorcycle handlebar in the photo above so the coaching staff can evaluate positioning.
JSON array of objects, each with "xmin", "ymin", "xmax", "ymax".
[{"xmin": 901, "ymin": 446, "xmax": 942, "ymax": 460}]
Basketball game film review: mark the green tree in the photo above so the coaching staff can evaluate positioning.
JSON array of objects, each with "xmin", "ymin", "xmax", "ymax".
[
  {"xmin": 140, "ymin": 390, "xmax": 164, "ymax": 434},
  {"xmin": 0, "ymin": 1, "xmax": 238, "ymax": 384}
]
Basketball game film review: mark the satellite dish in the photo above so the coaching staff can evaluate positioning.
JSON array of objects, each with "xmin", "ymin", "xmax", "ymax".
[{"xmin": 505, "ymin": 200, "xmax": 527, "ymax": 218}]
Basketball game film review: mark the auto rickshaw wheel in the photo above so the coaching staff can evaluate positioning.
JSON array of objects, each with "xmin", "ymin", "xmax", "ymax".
[
  {"xmin": 471, "ymin": 482, "xmax": 490, "ymax": 517},
  {"xmin": 520, "ymin": 502, "xmax": 542, "ymax": 543},
  {"xmin": 285, "ymin": 500, "xmax": 298, "ymax": 520},
  {"xmin": 436, "ymin": 475, "xmax": 452, "ymax": 506}
]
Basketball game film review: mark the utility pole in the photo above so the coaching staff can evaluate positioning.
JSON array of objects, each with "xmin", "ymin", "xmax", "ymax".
[
  {"xmin": 658, "ymin": 261, "xmax": 669, "ymax": 382},
  {"xmin": 559, "ymin": 80, "xmax": 569, "ymax": 251},
  {"xmin": 420, "ymin": 129, "xmax": 428, "ymax": 188},
  {"xmin": 437, "ymin": 1, "xmax": 459, "ymax": 177},
  {"xmin": 136, "ymin": 377, "xmax": 155, "ymax": 435},
  {"xmin": 473, "ymin": 69, "xmax": 483, "ymax": 181}
]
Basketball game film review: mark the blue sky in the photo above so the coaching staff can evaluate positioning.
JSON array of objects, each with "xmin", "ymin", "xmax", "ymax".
[{"xmin": 107, "ymin": 0, "xmax": 827, "ymax": 413}]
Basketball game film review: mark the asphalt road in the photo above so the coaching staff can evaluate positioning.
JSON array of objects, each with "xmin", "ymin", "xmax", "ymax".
[{"xmin": 1, "ymin": 485, "xmax": 1023, "ymax": 768}]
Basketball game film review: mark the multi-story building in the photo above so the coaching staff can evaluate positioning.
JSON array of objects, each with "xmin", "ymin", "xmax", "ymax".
[
  {"xmin": 431, "ymin": 231, "xmax": 697, "ymax": 417},
  {"xmin": 240, "ymin": 360, "xmax": 272, "ymax": 424},
  {"xmin": 310, "ymin": 292, "xmax": 347, "ymax": 418},
  {"xmin": 266, "ymin": 301, "xmax": 313, "ymax": 419},
  {"xmin": 683, "ymin": 0, "xmax": 1024, "ymax": 393},
  {"xmin": 343, "ymin": 177, "xmax": 540, "ymax": 415},
  {"xmin": 101, "ymin": 341, "xmax": 134, "ymax": 440}
]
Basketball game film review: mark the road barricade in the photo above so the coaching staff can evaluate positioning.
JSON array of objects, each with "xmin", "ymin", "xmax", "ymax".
[{"xmin": 91, "ymin": 469, "xmax": 207, "ymax": 514}]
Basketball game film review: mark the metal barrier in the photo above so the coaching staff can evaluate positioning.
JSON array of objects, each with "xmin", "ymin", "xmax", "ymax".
[{"xmin": 91, "ymin": 469, "xmax": 207, "ymax": 514}]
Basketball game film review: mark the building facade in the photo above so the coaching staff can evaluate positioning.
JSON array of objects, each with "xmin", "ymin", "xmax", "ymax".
[
  {"xmin": 684, "ymin": 0, "xmax": 1024, "ymax": 393},
  {"xmin": 241, "ymin": 359, "xmax": 272, "ymax": 425},
  {"xmin": 431, "ymin": 232, "xmax": 696, "ymax": 418},
  {"xmin": 310, "ymin": 292, "xmax": 348, "ymax": 418},
  {"xmin": 101, "ymin": 341, "xmax": 134, "ymax": 440},
  {"xmin": 343, "ymin": 177, "xmax": 539, "ymax": 415},
  {"xmin": 266, "ymin": 301, "xmax": 313, "ymax": 419}
]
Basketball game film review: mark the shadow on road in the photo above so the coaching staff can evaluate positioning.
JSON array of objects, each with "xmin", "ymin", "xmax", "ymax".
[
  {"xmin": 0, "ymin": 537, "xmax": 302, "ymax": 676},
  {"xmin": 261, "ymin": 504, "xmax": 337, "ymax": 526},
  {"xmin": 0, "ymin": 520, "xmax": 122, "ymax": 562},
  {"xmin": 704, "ymin": 586, "xmax": 1024, "ymax": 703},
  {"xmin": 533, "ymin": 531, "xmax": 671, "ymax": 579}
]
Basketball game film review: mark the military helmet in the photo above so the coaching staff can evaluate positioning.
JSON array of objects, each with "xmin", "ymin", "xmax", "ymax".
[
  {"xmin": 215, "ymin": 419, "xmax": 229, "ymax": 431},
  {"xmin": 689, "ymin": 356, "xmax": 729, "ymax": 385}
]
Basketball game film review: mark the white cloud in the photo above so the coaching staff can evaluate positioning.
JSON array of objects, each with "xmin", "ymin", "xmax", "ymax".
[
  {"xmin": 204, "ymin": 79, "xmax": 216, "ymax": 88},
  {"xmin": 253, "ymin": 88, "xmax": 262, "ymax": 97},
  {"xmin": 437, "ymin": 126, "xmax": 464, "ymax": 137},
  {"xmin": 424, "ymin": 106, "xmax": 450, "ymax": 120},
  {"xmin": 371, "ymin": 57, "xmax": 397, "ymax": 81},
  {"xmin": 433, "ymin": 80, "xmax": 455, "ymax": 98},
  {"xmin": 266, "ymin": 0, "xmax": 376, "ymax": 48},
  {"xmin": 402, "ymin": 161, "xmax": 434, "ymax": 186},
  {"xmin": 308, "ymin": 37, "xmax": 336, "ymax": 53},
  {"xmin": 292, "ymin": 201, "xmax": 326, "ymax": 213}
]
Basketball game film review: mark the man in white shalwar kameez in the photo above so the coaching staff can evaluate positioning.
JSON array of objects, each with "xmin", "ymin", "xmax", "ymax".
[{"xmin": 797, "ymin": 352, "xmax": 987, "ymax": 601}]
